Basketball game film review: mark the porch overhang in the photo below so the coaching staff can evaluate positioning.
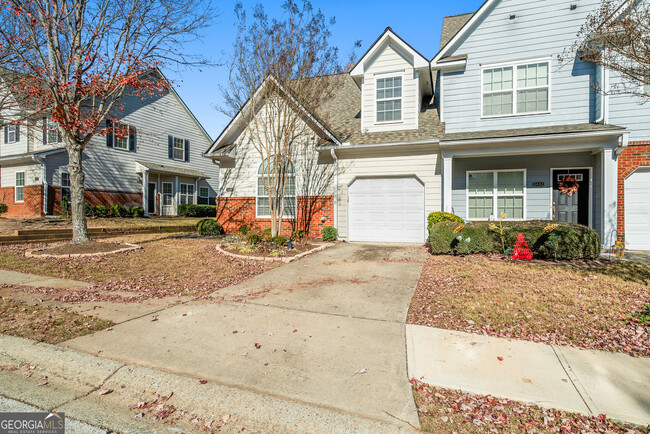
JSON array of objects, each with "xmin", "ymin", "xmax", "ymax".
[{"xmin": 135, "ymin": 161, "xmax": 210, "ymax": 179}]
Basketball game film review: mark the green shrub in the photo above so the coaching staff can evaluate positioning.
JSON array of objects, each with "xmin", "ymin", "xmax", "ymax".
[
  {"xmin": 262, "ymin": 228, "xmax": 272, "ymax": 240},
  {"xmin": 238, "ymin": 225, "xmax": 251, "ymax": 235},
  {"xmin": 93, "ymin": 205, "xmax": 109, "ymax": 217},
  {"xmin": 271, "ymin": 235, "xmax": 287, "ymax": 246},
  {"xmin": 321, "ymin": 226, "xmax": 338, "ymax": 241},
  {"xmin": 428, "ymin": 221, "xmax": 600, "ymax": 260},
  {"xmin": 0, "ymin": 203, "xmax": 7, "ymax": 214},
  {"xmin": 178, "ymin": 204, "xmax": 216, "ymax": 217},
  {"xmin": 246, "ymin": 233, "xmax": 262, "ymax": 245},
  {"xmin": 61, "ymin": 196, "xmax": 70, "ymax": 217},
  {"xmin": 292, "ymin": 229, "xmax": 305, "ymax": 239},
  {"xmin": 130, "ymin": 206, "xmax": 145, "ymax": 218},
  {"xmin": 196, "ymin": 219, "xmax": 224, "ymax": 236},
  {"xmin": 85, "ymin": 203, "xmax": 94, "ymax": 217},
  {"xmin": 109, "ymin": 204, "xmax": 128, "ymax": 217},
  {"xmin": 427, "ymin": 212, "xmax": 464, "ymax": 232}
]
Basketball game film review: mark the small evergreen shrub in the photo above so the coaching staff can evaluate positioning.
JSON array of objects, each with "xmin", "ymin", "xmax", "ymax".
[
  {"xmin": 427, "ymin": 212, "xmax": 464, "ymax": 232},
  {"xmin": 61, "ymin": 196, "xmax": 70, "ymax": 217},
  {"xmin": 292, "ymin": 229, "xmax": 305, "ymax": 239},
  {"xmin": 130, "ymin": 206, "xmax": 145, "ymax": 218},
  {"xmin": 85, "ymin": 203, "xmax": 94, "ymax": 217},
  {"xmin": 271, "ymin": 235, "xmax": 287, "ymax": 246},
  {"xmin": 262, "ymin": 227, "xmax": 273, "ymax": 240},
  {"xmin": 238, "ymin": 225, "xmax": 251, "ymax": 235},
  {"xmin": 246, "ymin": 233, "xmax": 262, "ymax": 245},
  {"xmin": 93, "ymin": 205, "xmax": 109, "ymax": 217},
  {"xmin": 0, "ymin": 203, "xmax": 7, "ymax": 214},
  {"xmin": 177, "ymin": 204, "xmax": 216, "ymax": 217},
  {"xmin": 109, "ymin": 204, "xmax": 129, "ymax": 217},
  {"xmin": 321, "ymin": 226, "xmax": 338, "ymax": 241},
  {"xmin": 196, "ymin": 219, "xmax": 224, "ymax": 236}
]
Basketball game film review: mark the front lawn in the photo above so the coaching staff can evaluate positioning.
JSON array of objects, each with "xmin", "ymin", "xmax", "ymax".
[
  {"xmin": 0, "ymin": 234, "xmax": 279, "ymax": 302},
  {"xmin": 408, "ymin": 255, "xmax": 649, "ymax": 356},
  {"xmin": 0, "ymin": 298, "xmax": 113, "ymax": 343}
]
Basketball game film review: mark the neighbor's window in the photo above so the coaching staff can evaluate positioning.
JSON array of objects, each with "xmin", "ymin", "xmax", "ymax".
[
  {"xmin": 482, "ymin": 61, "xmax": 549, "ymax": 117},
  {"xmin": 61, "ymin": 172, "xmax": 70, "ymax": 201},
  {"xmin": 179, "ymin": 183, "xmax": 194, "ymax": 205},
  {"xmin": 376, "ymin": 76, "xmax": 402, "ymax": 122},
  {"xmin": 47, "ymin": 120, "xmax": 61, "ymax": 144},
  {"xmin": 467, "ymin": 170, "xmax": 525, "ymax": 220},
  {"xmin": 6, "ymin": 124, "xmax": 18, "ymax": 143},
  {"xmin": 113, "ymin": 122, "xmax": 130, "ymax": 150},
  {"xmin": 257, "ymin": 156, "xmax": 296, "ymax": 218},
  {"xmin": 173, "ymin": 137, "xmax": 185, "ymax": 160},
  {"xmin": 162, "ymin": 183, "xmax": 173, "ymax": 206},
  {"xmin": 15, "ymin": 172, "xmax": 25, "ymax": 202},
  {"xmin": 198, "ymin": 187, "xmax": 209, "ymax": 205}
]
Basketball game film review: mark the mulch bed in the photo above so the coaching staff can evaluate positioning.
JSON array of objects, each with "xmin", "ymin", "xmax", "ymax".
[
  {"xmin": 223, "ymin": 241, "xmax": 319, "ymax": 258},
  {"xmin": 411, "ymin": 379, "xmax": 645, "ymax": 433},
  {"xmin": 29, "ymin": 241, "xmax": 131, "ymax": 256}
]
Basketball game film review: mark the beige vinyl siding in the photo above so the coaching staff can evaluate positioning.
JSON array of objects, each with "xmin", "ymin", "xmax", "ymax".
[
  {"xmin": 336, "ymin": 149, "xmax": 441, "ymax": 240},
  {"xmin": 362, "ymin": 44, "xmax": 419, "ymax": 133},
  {"xmin": 1, "ymin": 124, "xmax": 28, "ymax": 156},
  {"xmin": 1, "ymin": 163, "xmax": 41, "ymax": 186}
]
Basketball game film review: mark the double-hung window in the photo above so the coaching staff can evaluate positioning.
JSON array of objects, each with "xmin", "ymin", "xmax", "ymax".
[
  {"xmin": 47, "ymin": 120, "xmax": 61, "ymax": 144},
  {"xmin": 61, "ymin": 172, "xmax": 71, "ymax": 201},
  {"xmin": 6, "ymin": 124, "xmax": 18, "ymax": 143},
  {"xmin": 173, "ymin": 137, "xmax": 185, "ymax": 160},
  {"xmin": 482, "ymin": 60, "xmax": 549, "ymax": 117},
  {"xmin": 257, "ymin": 156, "xmax": 296, "ymax": 218},
  {"xmin": 179, "ymin": 183, "xmax": 194, "ymax": 205},
  {"xmin": 113, "ymin": 122, "xmax": 131, "ymax": 150},
  {"xmin": 376, "ymin": 76, "xmax": 402, "ymax": 122},
  {"xmin": 15, "ymin": 172, "xmax": 25, "ymax": 202},
  {"xmin": 467, "ymin": 170, "xmax": 525, "ymax": 220},
  {"xmin": 198, "ymin": 187, "xmax": 209, "ymax": 205},
  {"xmin": 162, "ymin": 183, "xmax": 173, "ymax": 206}
]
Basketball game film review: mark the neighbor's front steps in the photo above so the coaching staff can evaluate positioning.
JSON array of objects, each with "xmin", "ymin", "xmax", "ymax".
[
  {"xmin": 0, "ymin": 334, "xmax": 412, "ymax": 433},
  {"xmin": 406, "ymin": 325, "xmax": 650, "ymax": 427}
]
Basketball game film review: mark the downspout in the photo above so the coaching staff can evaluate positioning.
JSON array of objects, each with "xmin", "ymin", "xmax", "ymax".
[
  {"xmin": 32, "ymin": 154, "xmax": 47, "ymax": 215},
  {"xmin": 595, "ymin": 54, "xmax": 609, "ymax": 124},
  {"xmin": 330, "ymin": 148, "xmax": 338, "ymax": 231}
]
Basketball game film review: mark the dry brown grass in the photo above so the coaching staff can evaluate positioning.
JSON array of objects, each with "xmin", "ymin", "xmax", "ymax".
[
  {"xmin": 0, "ymin": 217, "xmax": 203, "ymax": 234},
  {"xmin": 408, "ymin": 255, "xmax": 649, "ymax": 356},
  {"xmin": 0, "ymin": 298, "xmax": 113, "ymax": 344}
]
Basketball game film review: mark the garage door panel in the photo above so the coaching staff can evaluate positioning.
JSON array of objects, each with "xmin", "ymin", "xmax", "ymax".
[
  {"xmin": 625, "ymin": 169, "xmax": 650, "ymax": 250},
  {"xmin": 348, "ymin": 177, "xmax": 425, "ymax": 243}
]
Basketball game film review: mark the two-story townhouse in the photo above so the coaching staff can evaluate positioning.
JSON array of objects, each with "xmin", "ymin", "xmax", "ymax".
[{"xmin": 0, "ymin": 70, "xmax": 217, "ymax": 218}]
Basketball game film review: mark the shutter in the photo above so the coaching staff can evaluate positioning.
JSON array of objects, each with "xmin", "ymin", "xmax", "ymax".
[
  {"xmin": 184, "ymin": 139, "xmax": 190, "ymax": 162},
  {"xmin": 3, "ymin": 126, "xmax": 7, "ymax": 144},
  {"xmin": 106, "ymin": 119, "xmax": 113, "ymax": 147},
  {"xmin": 168, "ymin": 135, "xmax": 173, "ymax": 159},
  {"xmin": 43, "ymin": 117, "xmax": 47, "ymax": 144},
  {"xmin": 15, "ymin": 124, "xmax": 19, "ymax": 141},
  {"xmin": 129, "ymin": 126, "xmax": 137, "ymax": 152}
]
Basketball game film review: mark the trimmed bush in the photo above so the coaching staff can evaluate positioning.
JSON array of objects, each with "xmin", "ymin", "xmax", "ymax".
[
  {"xmin": 271, "ymin": 235, "xmax": 287, "ymax": 246},
  {"xmin": 130, "ymin": 206, "xmax": 145, "ymax": 218},
  {"xmin": 238, "ymin": 225, "xmax": 251, "ymax": 235},
  {"xmin": 427, "ymin": 212, "xmax": 464, "ymax": 232},
  {"xmin": 428, "ymin": 221, "xmax": 601, "ymax": 260},
  {"xmin": 178, "ymin": 204, "xmax": 216, "ymax": 217},
  {"xmin": 197, "ymin": 219, "xmax": 224, "ymax": 236},
  {"xmin": 93, "ymin": 205, "xmax": 109, "ymax": 217},
  {"xmin": 0, "ymin": 203, "xmax": 7, "ymax": 214},
  {"xmin": 321, "ymin": 226, "xmax": 338, "ymax": 242},
  {"xmin": 292, "ymin": 229, "xmax": 305, "ymax": 239},
  {"xmin": 246, "ymin": 233, "xmax": 262, "ymax": 245},
  {"xmin": 109, "ymin": 204, "xmax": 129, "ymax": 217}
]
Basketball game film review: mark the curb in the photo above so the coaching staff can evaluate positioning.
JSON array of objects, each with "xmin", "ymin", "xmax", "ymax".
[
  {"xmin": 25, "ymin": 243, "xmax": 141, "ymax": 259},
  {"xmin": 216, "ymin": 242, "xmax": 333, "ymax": 263}
]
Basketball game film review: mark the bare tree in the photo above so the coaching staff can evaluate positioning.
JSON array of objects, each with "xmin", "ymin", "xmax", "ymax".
[
  {"xmin": 563, "ymin": 0, "xmax": 650, "ymax": 98},
  {"xmin": 0, "ymin": 0, "xmax": 214, "ymax": 243},
  {"xmin": 220, "ymin": 0, "xmax": 347, "ymax": 237}
]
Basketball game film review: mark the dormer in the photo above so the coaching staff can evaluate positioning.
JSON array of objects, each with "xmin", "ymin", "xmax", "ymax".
[{"xmin": 350, "ymin": 28, "xmax": 432, "ymax": 134}]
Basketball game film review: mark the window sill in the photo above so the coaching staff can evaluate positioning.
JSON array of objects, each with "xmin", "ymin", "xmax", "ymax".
[
  {"xmin": 480, "ymin": 111, "xmax": 550, "ymax": 120},
  {"xmin": 374, "ymin": 120, "xmax": 403, "ymax": 125},
  {"xmin": 113, "ymin": 146, "xmax": 130, "ymax": 152}
]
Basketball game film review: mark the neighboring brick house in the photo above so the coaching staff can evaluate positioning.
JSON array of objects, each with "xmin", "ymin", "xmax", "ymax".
[{"xmin": 0, "ymin": 70, "xmax": 216, "ymax": 218}]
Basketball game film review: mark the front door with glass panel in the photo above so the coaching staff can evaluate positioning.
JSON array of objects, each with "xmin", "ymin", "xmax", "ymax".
[
  {"xmin": 552, "ymin": 169, "xmax": 589, "ymax": 226},
  {"xmin": 161, "ymin": 182, "xmax": 174, "ymax": 216}
]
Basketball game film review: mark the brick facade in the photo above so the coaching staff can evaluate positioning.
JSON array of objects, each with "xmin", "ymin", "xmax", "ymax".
[
  {"xmin": 0, "ymin": 185, "xmax": 45, "ymax": 217},
  {"xmin": 216, "ymin": 195, "xmax": 334, "ymax": 237},
  {"xmin": 48, "ymin": 187, "xmax": 142, "ymax": 216},
  {"xmin": 617, "ymin": 141, "xmax": 650, "ymax": 243}
]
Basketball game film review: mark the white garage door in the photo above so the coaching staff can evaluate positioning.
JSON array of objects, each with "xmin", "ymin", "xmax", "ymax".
[
  {"xmin": 625, "ymin": 168, "xmax": 650, "ymax": 250},
  {"xmin": 348, "ymin": 177, "xmax": 425, "ymax": 243}
]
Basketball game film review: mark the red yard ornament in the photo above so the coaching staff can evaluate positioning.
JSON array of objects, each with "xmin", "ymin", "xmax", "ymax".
[{"xmin": 510, "ymin": 233, "xmax": 533, "ymax": 262}]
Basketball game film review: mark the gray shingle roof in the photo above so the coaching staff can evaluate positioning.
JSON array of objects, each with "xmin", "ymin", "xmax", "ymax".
[
  {"xmin": 439, "ymin": 13, "xmax": 475, "ymax": 50},
  {"xmin": 441, "ymin": 123, "xmax": 627, "ymax": 142}
]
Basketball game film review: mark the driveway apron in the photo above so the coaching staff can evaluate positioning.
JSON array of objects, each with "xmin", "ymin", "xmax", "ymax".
[{"xmin": 64, "ymin": 243, "xmax": 427, "ymax": 428}]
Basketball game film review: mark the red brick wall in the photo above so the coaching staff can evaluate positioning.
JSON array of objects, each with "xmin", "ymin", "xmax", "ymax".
[
  {"xmin": 216, "ymin": 195, "xmax": 334, "ymax": 237},
  {"xmin": 617, "ymin": 141, "xmax": 650, "ymax": 243},
  {"xmin": 0, "ymin": 185, "xmax": 44, "ymax": 217},
  {"xmin": 49, "ymin": 187, "xmax": 142, "ymax": 215}
]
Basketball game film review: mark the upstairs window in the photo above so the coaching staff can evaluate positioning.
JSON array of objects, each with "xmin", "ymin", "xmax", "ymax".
[
  {"xmin": 4, "ymin": 124, "xmax": 19, "ymax": 144},
  {"xmin": 168, "ymin": 136, "xmax": 189, "ymax": 162},
  {"xmin": 45, "ymin": 119, "xmax": 61, "ymax": 144},
  {"xmin": 376, "ymin": 76, "xmax": 402, "ymax": 122},
  {"xmin": 482, "ymin": 61, "xmax": 549, "ymax": 117},
  {"xmin": 113, "ymin": 122, "xmax": 132, "ymax": 150}
]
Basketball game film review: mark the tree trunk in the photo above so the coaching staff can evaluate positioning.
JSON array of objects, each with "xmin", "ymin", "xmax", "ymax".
[{"xmin": 66, "ymin": 142, "xmax": 91, "ymax": 244}]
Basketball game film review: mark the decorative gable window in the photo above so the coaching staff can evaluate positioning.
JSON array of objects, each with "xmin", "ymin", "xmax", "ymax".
[
  {"xmin": 376, "ymin": 76, "xmax": 402, "ymax": 122},
  {"xmin": 482, "ymin": 60, "xmax": 549, "ymax": 117},
  {"xmin": 467, "ymin": 170, "xmax": 525, "ymax": 220}
]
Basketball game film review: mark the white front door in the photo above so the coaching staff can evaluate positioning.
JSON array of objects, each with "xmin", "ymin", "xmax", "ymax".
[
  {"xmin": 625, "ymin": 168, "xmax": 650, "ymax": 250},
  {"xmin": 161, "ymin": 182, "xmax": 175, "ymax": 216},
  {"xmin": 348, "ymin": 177, "xmax": 425, "ymax": 243}
]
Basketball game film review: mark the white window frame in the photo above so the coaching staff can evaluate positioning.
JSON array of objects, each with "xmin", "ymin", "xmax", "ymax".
[
  {"xmin": 466, "ymin": 169, "xmax": 527, "ymax": 221},
  {"xmin": 480, "ymin": 57, "xmax": 551, "ymax": 119},
  {"xmin": 179, "ymin": 183, "xmax": 194, "ymax": 205},
  {"xmin": 7, "ymin": 124, "xmax": 18, "ymax": 143},
  {"xmin": 172, "ymin": 137, "xmax": 185, "ymax": 161},
  {"xmin": 15, "ymin": 171, "xmax": 25, "ymax": 202},
  {"xmin": 113, "ymin": 122, "xmax": 131, "ymax": 151},
  {"xmin": 198, "ymin": 186, "xmax": 209, "ymax": 205},
  {"xmin": 61, "ymin": 172, "xmax": 71, "ymax": 201},
  {"xmin": 375, "ymin": 73, "xmax": 403, "ymax": 124},
  {"xmin": 46, "ymin": 120, "xmax": 61, "ymax": 144},
  {"xmin": 162, "ymin": 182, "xmax": 173, "ymax": 207},
  {"xmin": 256, "ymin": 159, "xmax": 296, "ymax": 219}
]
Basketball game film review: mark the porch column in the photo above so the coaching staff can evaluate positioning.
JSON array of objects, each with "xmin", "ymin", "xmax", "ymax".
[
  {"xmin": 142, "ymin": 170, "xmax": 149, "ymax": 217},
  {"xmin": 601, "ymin": 148, "xmax": 618, "ymax": 247},
  {"xmin": 174, "ymin": 175, "xmax": 179, "ymax": 216},
  {"xmin": 194, "ymin": 178, "xmax": 199, "ymax": 204},
  {"xmin": 442, "ymin": 153, "xmax": 453, "ymax": 213}
]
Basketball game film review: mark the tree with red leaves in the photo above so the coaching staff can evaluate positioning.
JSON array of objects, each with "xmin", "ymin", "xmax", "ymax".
[{"xmin": 0, "ymin": 0, "xmax": 213, "ymax": 243}]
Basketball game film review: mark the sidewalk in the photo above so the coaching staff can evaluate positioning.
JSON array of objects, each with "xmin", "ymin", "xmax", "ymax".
[
  {"xmin": 406, "ymin": 325, "xmax": 650, "ymax": 427},
  {"xmin": 0, "ymin": 269, "xmax": 90, "ymax": 289}
]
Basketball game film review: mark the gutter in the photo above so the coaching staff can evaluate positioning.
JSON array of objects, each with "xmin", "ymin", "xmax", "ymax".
[
  {"xmin": 316, "ymin": 138, "xmax": 440, "ymax": 152},
  {"xmin": 329, "ymin": 148, "xmax": 338, "ymax": 232},
  {"xmin": 441, "ymin": 129, "xmax": 629, "ymax": 147}
]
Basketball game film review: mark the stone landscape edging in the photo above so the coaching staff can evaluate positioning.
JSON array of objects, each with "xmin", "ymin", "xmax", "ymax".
[
  {"xmin": 25, "ymin": 242, "xmax": 141, "ymax": 259},
  {"xmin": 216, "ymin": 242, "xmax": 333, "ymax": 263}
]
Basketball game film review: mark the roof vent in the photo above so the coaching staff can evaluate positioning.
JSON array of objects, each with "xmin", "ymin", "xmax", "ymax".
[{"xmin": 570, "ymin": 4, "xmax": 577, "ymax": 10}]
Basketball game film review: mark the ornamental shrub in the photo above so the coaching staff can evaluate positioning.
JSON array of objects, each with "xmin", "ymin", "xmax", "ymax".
[
  {"xmin": 0, "ymin": 202, "xmax": 7, "ymax": 214},
  {"xmin": 177, "ymin": 204, "xmax": 217, "ymax": 217},
  {"xmin": 109, "ymin": 204, "xmax": 129, "ymax": 217},
  {"xmin": 197, "ymin": 219, "xmax": 224, "ymax": 236},
  {"xmin": 428, "ymin": 221, "xmax": 600, "ymax": 260},
  {"xmin": 130, "ymin": 206, "xmax": 145, "ymax": 218},
  {"xmin": 321, "ymin": 226, "xmax": 338, "ymax": 241},
  {"xmin": 292, "ymin": 229, "xmax": 305, "ymax": 239},
  {"xmin": 246, "ymin": 233, "xmax": 262, "ymax": 245},
  {"xmin": 93, "ymin": 205, "xmax": 109, "ymax": 217},
  {"xmin": 271, "ymin": 235, "xmax": 287, "ymax": 246},
  {"xmin": 238, "ymin": 225, "xmax": 251, "ymax": 235},
  {"xmin": 427, "ymin": 212, "xmax": 464, "ymax": 232},
  {"xmin": 85, "ymin": 203, "xmax": 94, "ymax": 217}
]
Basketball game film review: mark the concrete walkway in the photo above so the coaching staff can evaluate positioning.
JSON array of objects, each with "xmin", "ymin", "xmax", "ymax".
[
  {"xmin": 62, "ymin": 243, "xmax": 428, "ymax": 429},
  {"xmin": 407, "ymin": 325, "xmax": 650, "ymax": 426},
  {"xmin": 0, "ymin": 269, "xmax": 90, "ymax": 289}
]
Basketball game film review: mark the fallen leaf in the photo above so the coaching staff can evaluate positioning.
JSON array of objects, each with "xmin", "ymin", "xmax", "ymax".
[
  {"xmin": 354, "ymin": 368, "xmax": 368, "ymax": 375},
  {"xmin": 221, "ymin": 414, "xmax": 231, "ymax": 423},
  {"xmin": 151, "ymin": 315, "xmax": 158, "ymax": 322},
  {"xmin": 199, "ymin": 380, "xmax": 207, "ymax": 384},
  {"xmin": 497, "ymin": 356, "xmax": 504, "ymax": 361},
  {"xmin": 135, "ymin": 413, "xmax": 144, "ymax": 418},
  {"xmin": 37, "ymin": 381, "xmax": 47, "ymax": 387},
  {"xmin": 254, "ymin": 343, "xmax": 261, "ymax": 349},
  {"xmin": 98, "ymin": 389, "xmax": 113, "ymax": 396}
]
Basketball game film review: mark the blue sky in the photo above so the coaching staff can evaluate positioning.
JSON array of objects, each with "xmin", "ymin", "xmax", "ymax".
[{"xmin": 166, "ymin": 0, "xmax": 485, "ymax": 139}]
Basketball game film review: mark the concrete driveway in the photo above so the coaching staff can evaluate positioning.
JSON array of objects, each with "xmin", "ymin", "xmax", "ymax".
[{"xmin": 64, "ymin": 243, "xmax": 427, "ymax": 428}]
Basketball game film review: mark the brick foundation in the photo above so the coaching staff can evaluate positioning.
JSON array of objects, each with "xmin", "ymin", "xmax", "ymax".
[
  {"xmin": 617, "ymin": 140, "xmax": 650, "ymax": 243},
  {"xmin": 0, "ymin": 185, "xmax": 45, "ymax": 217},
  {"xmin": 216, "ymin": 196, "xmax": 334, "ymax": 238},
  {"xmin": 48, "ymin": 187, "xmax": 142, "ymax": 215}
]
